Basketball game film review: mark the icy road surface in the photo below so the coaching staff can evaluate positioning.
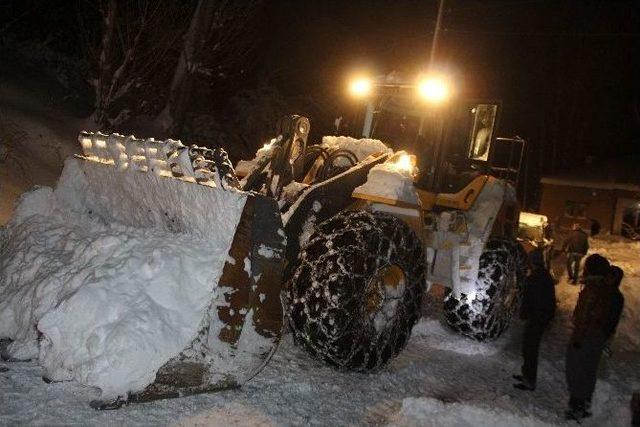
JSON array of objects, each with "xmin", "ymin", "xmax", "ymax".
[{"xmin": 1, "ymin": 237, "xmax": 637, "ymax": 426}]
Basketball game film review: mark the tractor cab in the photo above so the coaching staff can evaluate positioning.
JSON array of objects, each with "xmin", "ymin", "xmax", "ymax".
[{"xmin": 352, "ymin": 76, "xmax": 525, "ymax": 198}]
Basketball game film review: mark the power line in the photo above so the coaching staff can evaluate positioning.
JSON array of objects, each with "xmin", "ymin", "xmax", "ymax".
[{"xmin": 429, "ymin": 0, "xmax": 446, "ymax": 66}]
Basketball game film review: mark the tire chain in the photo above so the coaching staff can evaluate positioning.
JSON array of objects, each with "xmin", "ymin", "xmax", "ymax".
[
  {"xmin": 443, "ymin": 239, "xmax": 525, "ymax": 341},
  {"xmin": 284, "ymin": 210, "xmax": 426, "ymax": 372}
]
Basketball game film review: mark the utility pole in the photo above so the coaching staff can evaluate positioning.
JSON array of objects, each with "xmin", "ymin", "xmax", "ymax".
[
  {"xmin": 419, "ymin": 0, "xmax": 448, "ymax": 191},
  {"xmin": 429, "ymin": 0, "xmax": 446, "ymax": 68}
]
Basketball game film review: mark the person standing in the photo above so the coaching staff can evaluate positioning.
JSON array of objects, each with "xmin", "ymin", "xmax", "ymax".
[
  {"xmin": 513, "ymin": 248, "xmax": 556, "ymax": 391},
  {"xmin": 565, "ymin": 254, "xmax": 614, "ymax": 421},
  {"xmin": 563, "ymin": 223, "xmax": 589, "ymax": 284},
  {"xmin": 603, "ymin": 265, "xmax": 625, "ymax": 356}
]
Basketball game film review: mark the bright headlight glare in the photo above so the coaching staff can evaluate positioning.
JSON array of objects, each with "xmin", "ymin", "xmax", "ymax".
[
  {"xmin": 349, "ymin": 77, "xmax": 373, "ymax": 98},
  {"xmin": 393, "ymin": 153, "xmax": 416, "ymax": 175},
  {"xmin": 418, "ymin": 77, "xmax": 449, "ymax": 103},
  {"xmin": 396, "ymin": 154, "xmax": 413, "ymax": 171}
]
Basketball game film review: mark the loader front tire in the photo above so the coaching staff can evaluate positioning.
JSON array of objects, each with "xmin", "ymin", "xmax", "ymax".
[
  {"xmin": 443, "ymin": 239, "xmax": 525, "ymax": 341},
  {"xmin": 285, "ymin": 210, "xmax": 425, "ymax": 371}
]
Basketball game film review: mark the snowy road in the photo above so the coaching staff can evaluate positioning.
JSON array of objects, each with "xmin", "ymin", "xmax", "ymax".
[{"xmin": 2, "ymin": 238, "xmax": 638, "ymax": 426}]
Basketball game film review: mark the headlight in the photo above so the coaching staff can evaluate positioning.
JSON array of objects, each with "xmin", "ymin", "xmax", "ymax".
[
  {"xmin": 418, "ymin": 76, "xmax": 449, "ymax": 103},
  {"xmin": 392, "ymin": 153, "xmax": 417, "ymax": 175},
  {"xmin": 395, "ymin": 154, "xmax": 413, "ymax": 171},
  {"xmin": 349, "ymin": 77, "xmax": 373, "ymax": 98}
]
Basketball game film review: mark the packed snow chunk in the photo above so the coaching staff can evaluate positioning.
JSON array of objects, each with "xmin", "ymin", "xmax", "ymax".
[
  {"xmin": 257, "ymin": 244, "xmax": 281, "ymax": 259},
  {"xmin": 36, "ymin": 229, "xmax": 221, "ymax": 396},
  {"xmin": 321, "ymin": 135, "xmax": 392, "ymax": 166},
  {"xmin": 387, "ymin": 397, "xmax": 554, "ymax": 427},
  {"xmin": 236, "ymin": 137, "xmax": 281, "ymax": 179},
  {"xmin": 353, "ymin": 152, "xmax": 418, "ymax": 204},
  {"xmin": 279, "ymin": 181, "xmax": 308, "ymax": 208},
  {"xmin": 0, "ymin": 157, "xmax": 246, "ymax": 398}
]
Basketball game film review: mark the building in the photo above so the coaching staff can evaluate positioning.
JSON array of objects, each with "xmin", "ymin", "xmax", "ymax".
[{"xmin": 539, "ymin": 175, "xmax": 640, "ymax": 237}]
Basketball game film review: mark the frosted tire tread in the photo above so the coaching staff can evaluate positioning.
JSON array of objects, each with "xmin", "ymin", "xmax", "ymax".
[
  {"xmin": 284, "ymin": 210, "xmax": 426, "ymax": 371},
  {"xmin": 443, "ymin": 239, "xmax": 524, "ymax": 341}
]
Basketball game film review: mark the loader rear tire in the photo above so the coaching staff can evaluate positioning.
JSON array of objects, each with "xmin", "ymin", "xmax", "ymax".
[
  {"xmin": 443, "ymin": 239, "xmax": 525, "ymax": 341},
  {"xmin": 285, "ymin": 210, "xmax": 425, "ymax": 371}
]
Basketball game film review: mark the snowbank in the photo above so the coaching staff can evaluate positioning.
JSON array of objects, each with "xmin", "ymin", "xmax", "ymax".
[
  {"xmin": 0, "ymin": 158, "xmax": 246, "ymax": 398},
  {"xmin": 387, "ymin": 397, "xmax": 554, "ymax": 427}
]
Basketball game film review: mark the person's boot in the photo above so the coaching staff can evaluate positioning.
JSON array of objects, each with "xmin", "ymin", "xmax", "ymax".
[
  {"xmin": 565, "ymin": 407, "xmax": 592, "ymax": 422},
  {"xmin": 513, "ymin": 375, "xmax": 535, "ymax": 391},
  {"xmin": 631, "ymin": 391, "xmax": 640, "ymax": 426},
  {"xmin": 565, "ymin": 400, "xmax": 592, "ymax": 421},
  {"xmin": 513, "ymin": 381, "xmax": 535, "ymax": 391}
]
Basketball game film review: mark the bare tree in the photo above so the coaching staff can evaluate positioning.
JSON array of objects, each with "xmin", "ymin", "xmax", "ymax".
[
  {"xmin": 156, "ymin": 0, "xmax": 261, "ymax": 134},
  {"xmin": 79, "ymin": 0, "xmax": 191, "ymax": 128}
]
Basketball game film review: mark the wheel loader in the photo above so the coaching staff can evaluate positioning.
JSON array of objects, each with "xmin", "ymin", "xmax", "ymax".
[{"xmin": 0, "ymin": 75, "xmax": 527, "ymax": 408}]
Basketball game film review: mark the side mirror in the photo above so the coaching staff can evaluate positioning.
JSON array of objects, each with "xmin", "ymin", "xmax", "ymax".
[{"xmin": 467, "ymin": 103, "xmax": 498, "ymax": 162}]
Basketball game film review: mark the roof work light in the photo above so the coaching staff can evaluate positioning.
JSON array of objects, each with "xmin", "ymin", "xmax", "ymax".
[
  {"xmin": 417, "ymin": 76, "xmax": 450, "ymax": 103},
  {"xmin": 348, "ymin": 76, "xmax": 373, "ymax": 98}
]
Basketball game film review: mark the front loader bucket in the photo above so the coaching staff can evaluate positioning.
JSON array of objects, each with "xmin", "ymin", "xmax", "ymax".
[
  {"xmin": 0, "ymin": 132, "xmax": 285, "ymax": 407},
  {"xmin": 128, "ymin": 194, "xmax": 285, "ymax": 406}
]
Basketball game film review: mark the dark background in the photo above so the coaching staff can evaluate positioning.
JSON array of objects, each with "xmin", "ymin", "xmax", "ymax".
[{"xmin": 1, "ymin": 0, "xmax": 639, "ymax": 208}]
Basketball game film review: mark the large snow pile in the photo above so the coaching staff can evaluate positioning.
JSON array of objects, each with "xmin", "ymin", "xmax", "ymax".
[
  {"xmin": 321, "ymin": 135, "xmax": 392, "ymax": 165},
  {"xmin": 387, "ymin": 397, "xmax": 554, "ymax": 427},
  {"xmin": 0, "ymin": 158, "xmax": 246, "ymax": 398}
]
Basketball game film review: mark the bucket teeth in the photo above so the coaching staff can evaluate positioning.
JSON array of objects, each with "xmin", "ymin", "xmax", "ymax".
[{"xmin": 77, "ymin": 132, "xmax": 240, "ymax": 189}]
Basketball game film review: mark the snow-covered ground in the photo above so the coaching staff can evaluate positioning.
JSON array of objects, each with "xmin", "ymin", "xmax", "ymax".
[
  {"xmin": 1, "ymin": 236, "xmax": 638, "ymax": 426},
  {"xmin": 1, "ymin": 68, "xmax": 638, "ymax": 426}
]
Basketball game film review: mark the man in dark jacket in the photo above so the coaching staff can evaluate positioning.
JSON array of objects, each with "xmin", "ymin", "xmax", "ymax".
[
  {"xmin": 603, "ymin": 266, "xmax": 625, "ymax": 355},
  {"xmin": 513, "ymin": 248, "xmax": 556, "ymax": 391},
  {"xmin": 563, "ymin": 223, "xmax": 589, "ymax": 284},
  {"xmin": 565, "ymin": 254, "xmax": 614, "ymax": 421}
]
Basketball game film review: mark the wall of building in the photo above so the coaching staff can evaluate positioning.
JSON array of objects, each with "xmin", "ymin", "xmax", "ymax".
[
  {"xmin": 539, "ymin": 184, "xmax": 617, "ymax": 233},
  {"xmin": 540, "ymin": 183, "xmax": 640, "ymax": 234}
]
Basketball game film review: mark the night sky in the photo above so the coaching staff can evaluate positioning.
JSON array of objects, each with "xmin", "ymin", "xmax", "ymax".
[
  {"xmin": 2, "ymin": 0, "xmax": 639, "ymax": 180},
  {"xmin": 259, "ymin": 1, "xmax": 640, "ymax": 171}
]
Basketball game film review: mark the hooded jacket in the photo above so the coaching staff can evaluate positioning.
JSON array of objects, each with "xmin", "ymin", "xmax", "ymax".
[{"xmin": 572, "ymin": 275, "xmax": 613, "ymax": 342}]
